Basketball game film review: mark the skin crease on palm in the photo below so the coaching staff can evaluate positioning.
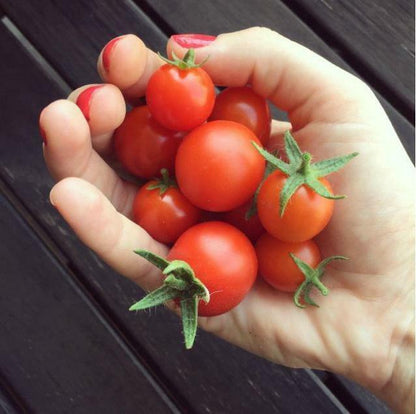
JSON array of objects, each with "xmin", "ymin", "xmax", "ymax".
[{"xmin": 39, "ymin": 28, "xmax": 414, "ymax": 413}]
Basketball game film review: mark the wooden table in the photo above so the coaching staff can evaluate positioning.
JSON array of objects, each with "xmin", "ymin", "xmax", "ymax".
[{"xmin": 0, "ymin": 1, "xmax": 413, "ymax": 413}]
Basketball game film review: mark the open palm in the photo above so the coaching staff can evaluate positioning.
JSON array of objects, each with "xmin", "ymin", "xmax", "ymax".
[{"xmin": 40, "ymin": 28, "xmax": 414, "ymax": 406}]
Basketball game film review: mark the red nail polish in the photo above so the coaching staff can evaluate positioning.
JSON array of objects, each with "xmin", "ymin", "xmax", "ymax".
[
  {"xmin": 39, "ymin": 124, "xmax": 47, "ymax": 146},
  {"xmin": 102, "ymin": 36, "xmax": 123, "ymax": 73},
  {"xmin": 76, "ymin": 85, "xmax": 104, "ymax": 121},
  {"xmin": 171, "ymin": 34, "xmax": 216, "ymax": 49}
]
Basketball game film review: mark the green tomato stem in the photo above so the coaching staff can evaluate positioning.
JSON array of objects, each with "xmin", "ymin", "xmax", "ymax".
[{"xmin": 130, "ymin": 250, "xmax": 209, "ymax": 349}]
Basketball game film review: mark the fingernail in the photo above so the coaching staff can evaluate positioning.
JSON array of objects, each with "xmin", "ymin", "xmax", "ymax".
[
  {"xmin": 76, "ymin": 85, "xmax": 104, "ymax": 121},
  {"xmin": 49, "ymin": 190, "xmax": 56, "ymax": 207},
  {"xmin": 102, "ymin": 36, "xmax": 123, "ymax": 73},
  {"xmin": 171, "ymin": 34, "xmax": 216, "ymax": 49},
  {"xmin": 39, "ymin": 124, "xmax": 47, "ymax": 146}
]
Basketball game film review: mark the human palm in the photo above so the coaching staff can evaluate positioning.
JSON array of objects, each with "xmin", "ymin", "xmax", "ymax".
[{"xmin": 40, "ymin": 28, "xmax": 414, "ymax": 402}]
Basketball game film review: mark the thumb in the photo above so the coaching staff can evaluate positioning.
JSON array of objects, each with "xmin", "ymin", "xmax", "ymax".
[
  {"xmin": 167, "ymin": 27, "xmax": 381, "ymax": 130},
  {"xmin": 49, "ymin": 177, "xmax": 167, "ymax": 290}
]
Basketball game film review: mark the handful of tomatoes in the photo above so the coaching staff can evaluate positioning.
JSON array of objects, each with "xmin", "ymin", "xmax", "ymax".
[{"xmin": 116, "ymin": 49, "xmax": 357, "ymax": 348}]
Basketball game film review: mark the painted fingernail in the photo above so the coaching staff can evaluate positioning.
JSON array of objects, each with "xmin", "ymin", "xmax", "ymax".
[
  {"xmin": 76, "ymin": 85, "xmax": 104, "ymax": 121},
  {"xmin": 171, "ymin": 34, "xmax": 216, "ymax": 49},
  {"xmin": 39, "ymin": 124, "xmax": 47, "ymax": 146},
  {"xmin": 102, "ymin": 36, "xmax": 123, "ymax": 73}
]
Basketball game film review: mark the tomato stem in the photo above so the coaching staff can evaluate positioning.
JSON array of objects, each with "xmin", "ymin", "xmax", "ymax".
[
  {"xmin": 301, "ymin": 153, "xmax": 312, "ymax": 176},
  {"xmin": 146, "ymin": 168, "xmax": 177, "ymax": 195},
  {"xmin": 252, "ymin": 131, "xmax": 358, "ymax": 216},
  {"xmin": 158, "ymin": 49, "xmax": 209, "ymax": 70},
  {"xmin": 129, "ymin": 250, "xmax": 210, "ymax": 349},
  {"xmin": 291, "ymin": 254, "xmax": 348, "ymax": 308}
]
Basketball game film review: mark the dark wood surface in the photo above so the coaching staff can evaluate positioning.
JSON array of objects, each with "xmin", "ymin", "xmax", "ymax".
[{"xmin": 0, "ymin": 1, "xmax": 413, "ymax": 413}]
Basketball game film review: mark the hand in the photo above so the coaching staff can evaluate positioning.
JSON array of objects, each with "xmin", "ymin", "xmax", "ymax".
[{"xmin": 39, "ymin": 28, "xmax": 414, "ymax": 413}]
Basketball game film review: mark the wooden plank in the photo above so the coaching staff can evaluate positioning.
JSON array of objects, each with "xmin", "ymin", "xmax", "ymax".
[
  {"xmin": 281, "ymin": 0, "xmax": 414, "ymax": 123},
  {"xmin": 0, "ymin": 10, "xmax": 350, "ymax": 414},
  {"xmin": 0, "ymin": 0, "xmax": 167, "ymax": 86},
  {"xmin": 0, "ymin": 191, "xmax": 175, "ymax": 414},
  {"xmin": 325, "ymin": 375, "xmax": 393, "ymax": 414},
  {"xmin": 0, "ymin": 377, "xmax": 25, "ymax": 414}
]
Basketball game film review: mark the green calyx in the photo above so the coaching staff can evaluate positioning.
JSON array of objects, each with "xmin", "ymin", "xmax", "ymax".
[
  {"xmin": 245, "ymin": 152, "xmax": 279, "ymax": 220},
  {"xmin": 291, "ymin": 254, "xmax": 348, "ymax": 308},
  {"xmin": 158, "ymin": 48, "xmax": 208, "ymax": 70},
  {"xmin": 146, "ymin": 168, "xmax": 177, "ymax": 195},
  {"xmin": 129, "ymin": 250, "xmax": 209, "ymax": 349},
  {"xmin": 252, "ymin": 131, "xmax": 358, "ymax": 216}
]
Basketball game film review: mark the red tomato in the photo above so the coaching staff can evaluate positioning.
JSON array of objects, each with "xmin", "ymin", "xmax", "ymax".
[
  {"xmin": 114, "ymin": 106, "xmax": 183, "ymax": 179},
  {"xmin": 175, "ymin": 120, "xmax": 265, "ymax": 212},
  {"xmin": 146, "ymin": 63, "xmax": 215, "ymax": 131},
  {"xmin": 168, "ymin": 221, "xmax": 258, "ymax": 316},
  {"xmin": 255, "ymin": 234, "xmax": 321, "ymax": 292},
  {"xmin": 222, "ymin": 201, "xmax": 264, "ymax": 242},
  {"xmin": 257, "ymin": 170, "xmax": 334, "ymax": 242},
  {"xmin": 209, "ymin": 86, "xmax": 271, "ymax": 145},
  {"xmin": 133, "ymin": 182, "xmax": 201, "ymax": 244}
]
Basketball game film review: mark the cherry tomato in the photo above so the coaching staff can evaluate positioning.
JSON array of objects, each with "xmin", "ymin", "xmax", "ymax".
[
  {"xmin": 209, "ymin": 86, "xmax": 271, "ymax": 145},
  {"xmin": 257, "ymin": 170, "xmax": 334, "ymax": 242},
  {"xmin": 175, "ymin": 120, "xmax": 265, "ymax": 212},
  {"xmin": 222, "ymin": 201, "xmax": 264, "ymax": 242},
  {"xmin": 114, "ymin": 106, "xmax": 183, "ymax": 179},
  {"xmin": 168, "ymin": 221, "xmax": 258, "ymax": 316},
  {"xmin": 133, "ymin": 181, "xmax": 201, "ymax": 245},
  {"xmin": 256, "ymin": 234, "xmax": 321, "ymax": 292},
  {"xmin": 146, "ymin": 62, "xmax": 215, "ymax": 131}
]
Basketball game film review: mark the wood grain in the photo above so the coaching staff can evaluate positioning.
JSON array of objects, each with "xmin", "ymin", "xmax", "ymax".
[{"xmin": 281, "ymin": 0, "xmax": 414, "ymax": 122}]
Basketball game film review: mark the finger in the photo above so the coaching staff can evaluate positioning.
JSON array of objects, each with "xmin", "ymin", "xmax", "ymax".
[
  {"xmin": 267, "ymin": 120, "xmax": 292, "ymax": 153},
  {"xmin": 68, "ymin": 83, "xmax": 126, "ymax": 155},
  {"xmin": 50, "ymin": 177, "xmax": 167, "ymax": 290},
  {"xmin": 167, "ymin": 28, "xmax": 382, "ymax": 130},
  {"xmin": 39, "ymin": 99, "xmax": 137, "ymax": 218},
  {"xmin": 97, "ymin": 34, "xmax": 164, "ymax": 104}
]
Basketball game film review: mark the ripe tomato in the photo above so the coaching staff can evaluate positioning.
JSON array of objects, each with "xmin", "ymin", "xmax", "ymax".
[
  {"xmin": 168, "ymin": 221, "xmax": 258, "ymax": 316},
  {"xmin": 146, "ymin": 61, "xmax": 215, "ymax": 131},
  {"xmin": 175, "ymin": 120, "xmax": 265, "ymax": 212},
  {"xmin": 133, "ymin": 181, "xmax": 201, "ymax": 244},
  {"xmin": 222, "ymin": 200, "xmax": 264, "ymax": 242},
  {"xmin": 114, "ymin": 106, "xmax": 183, "ymax": 179},
  {"xmin": 257, "ymin": 170, "xmax": 334, "ymax": 242},
  {"xmin": 209, "ymin": 86, "xmax": 271, "ymax": 145},
  {"xmin": 256, "ymin": 234, "xmax": 321, "ymax": 292}
]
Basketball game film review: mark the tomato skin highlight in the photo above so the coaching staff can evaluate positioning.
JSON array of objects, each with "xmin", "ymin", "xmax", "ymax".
[
  {"xmin": 146, "ymin": 64, "xmax": 215, "ymax": 131},
  {"xmin": 114, "ymin": 106, "xmax": 183, "ymax": 179},
  {"xmin": 209, "ymin": 86, "xmax": 271, "ymax": 145},
  {"xmin": 168, "ymin": 221, "xmax": 258, "ymax": 316},
  {"xmin": 256, "ymin": 234, "xmax": 321, "ymax": 292},
  {"xmin": 175, "ymin": 120, "xmax": 266, "ymax": 212},
  {"xmin": 257, "ymin": 170, "xmax": 334, "ymax": 242},
  {"xmin": 133, "ymin": 182, "xmax": 201, "ymax": 244}
]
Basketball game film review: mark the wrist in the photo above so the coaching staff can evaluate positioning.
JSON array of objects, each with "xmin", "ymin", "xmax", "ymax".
[
  {"xmin": 335, "ymin": 292, "xmax": 415, "ymax": 414},
  {"xmin": 372, "ymin": 316, "xmax": 415, "ymax": 414}
]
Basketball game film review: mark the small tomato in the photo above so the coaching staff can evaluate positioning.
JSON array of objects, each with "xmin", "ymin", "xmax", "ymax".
[
  {"xmin": 114, "ymin": 106, "xmax": 183, "ymax": 179},
  {"xmin": 255, "ymin": 234, "xmax": 321, "ymax": 292}
]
